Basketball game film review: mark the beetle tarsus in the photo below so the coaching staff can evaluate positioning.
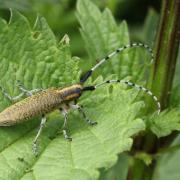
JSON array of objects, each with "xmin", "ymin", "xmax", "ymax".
[
  {"xmin": 32, "ymin": 141, "xmax": 38, "ymax": 157},
  {"xmin": 88, "ymin": 120, "xmax": 98, "ymax": 126},
  {"xmin": 63, "ymin": 129, "xmax": 72, "ymax": 141}
]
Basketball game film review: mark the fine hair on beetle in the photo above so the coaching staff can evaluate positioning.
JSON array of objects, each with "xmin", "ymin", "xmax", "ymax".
[{"xmin": 0, "ymin": 42, "xmax": 161, "ymax": 156}]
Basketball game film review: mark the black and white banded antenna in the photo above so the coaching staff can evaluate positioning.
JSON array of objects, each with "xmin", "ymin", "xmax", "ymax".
[
  {"xmin": 81, "ymin": 43, "xmax": 161, "ymax": 114},
  {"xmin": 83, "ymin": 79, "xmax": 161, "ymax": 114},
  {"xmin": 95, "ymin": 80, "xmax": 161, "ymax": 114},
  {"xmin": 80, "ymin": 43, "xmax": 154, "ymax": 84}
]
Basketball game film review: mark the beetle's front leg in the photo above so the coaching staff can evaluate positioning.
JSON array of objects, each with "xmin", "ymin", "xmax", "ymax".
[
  {"xmin": 32, "ymin": 115, "xmax": 47, "ymax": 156},
  {"xmin": 59, "ymin": 108, "xmax": 72, "ymax": 141},
  {"xmin": 70, "ymin": 103, "xmax": 97, "ymax": 126}
]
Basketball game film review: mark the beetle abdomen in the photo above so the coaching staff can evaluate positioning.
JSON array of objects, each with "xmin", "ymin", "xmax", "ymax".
[
  {"xmin": 0, "ymin": 88, "xmax": 62, "ymax": 126},
  {"xmin": 0, "ymin": 84, "xmax": 83, "ymax": 126}
]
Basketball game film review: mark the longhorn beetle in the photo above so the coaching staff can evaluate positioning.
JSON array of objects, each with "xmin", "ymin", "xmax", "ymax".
[{"xmin": 0, "ymin": 43, "xmax": 161, "ymax": 155}]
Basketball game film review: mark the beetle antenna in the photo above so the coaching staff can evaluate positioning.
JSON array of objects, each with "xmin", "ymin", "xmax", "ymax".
[
  {"xmin": 80, "ymin": 43, "xmax": 154, "ymax": 84},
  {"xmin": 83, "ymin": 79, "xmax": 161, "ymax": 114}
]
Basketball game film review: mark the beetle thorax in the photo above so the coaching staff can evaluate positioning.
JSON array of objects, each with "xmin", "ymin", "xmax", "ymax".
[{"xmin": 57, "ymin": 84, "xmax": 83, "ymax": 101}]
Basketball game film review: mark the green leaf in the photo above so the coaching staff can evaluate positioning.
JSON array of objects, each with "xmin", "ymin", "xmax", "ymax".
[
  {"xmin": 0, "ymin": 10, "xmax": 80, "ymax": 110},
  {"xmin": 147, "ymin": 108, "xmax": 180, "ymax": 137},
  {"xmin": 142, "ymin": 8, "xmax": 159, "ymax": 45},
  {"xmin": 76, "ymin": 0, "xmax": 152, "ymax": 82},
  {"xmin": 152, "ymin": 134, "xmax": 180, "ymax": 180},
  {"xmin": 0, "ymin": 10, "xmax": 80, "ymax": 150},
  {"xmin": 0, "ymin": 9, "xmax": 145, "ymax": 180}
]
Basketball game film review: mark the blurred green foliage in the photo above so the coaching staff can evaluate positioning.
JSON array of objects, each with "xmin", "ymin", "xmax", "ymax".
[{"xmin": 0, "ymin": 0, "xmax": 161, "ymax": 56}]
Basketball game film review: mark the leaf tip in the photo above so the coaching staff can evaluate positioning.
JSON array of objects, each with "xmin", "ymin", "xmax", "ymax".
[{"xmin": 59, "ymin": 34, "xmax": 70, "ymax": 45}]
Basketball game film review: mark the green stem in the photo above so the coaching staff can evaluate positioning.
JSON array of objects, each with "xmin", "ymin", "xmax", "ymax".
[
  {"xmin": 129, "ymin": 1, "xmax": 180, "ymax": 179},
  {"xmin": 148, "ymin": 0, "xmax": 180, "ymax": 111},
  {"xmin": 145, "ymin": 0, "xmax": 180, "ymax": 154}
]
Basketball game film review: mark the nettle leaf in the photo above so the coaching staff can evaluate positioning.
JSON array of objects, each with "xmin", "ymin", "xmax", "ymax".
[
  {"xmin": 147, "ymin": 108, "xmax": 180, "ymax": 137},
  {"xmin": 76, "ymin": 0, "xmax": 152, "ymax": 82},
  {"xmin": 0, "ymin": 10, "xmax": 79, "ymax": 155},
  {"xmin": 0, "ymin": 9, "xmax": 145, "ymax": 180},
  {"xmin": 143, "ymin": 9, "xmax": 159, "ymax": 45}
]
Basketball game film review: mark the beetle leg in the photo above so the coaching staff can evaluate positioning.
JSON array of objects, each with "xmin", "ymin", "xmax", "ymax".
[
  {"xmin": 0, "ymin": 86, "xmax": 24, "ymax": 102},
  {"xmin": 16, "ymin": 80, "xmax": 42, "ymax": 97},
  {"xmin": 32, "ymin": 115, "xmax": 46, "ymax": 156},
  {"xmin": 60, "ymin": 108, "xmax": 72, "ymax": 141},
  {"xmin": 70, "ymin": 103, "xmax": 97, "ymax": 126}
]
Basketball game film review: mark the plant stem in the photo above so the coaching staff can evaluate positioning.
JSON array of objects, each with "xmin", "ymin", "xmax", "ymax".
[
  {"xmin": 148, "ymin": 0, "xmax": 180, "ymax": 111},
  {"xmin": 145, "ymin": 0, "xmax": 180, "ymax": 155},
  {"xmin": 129, "ymin": 1, "xmax": 180, "ymax": 179}
]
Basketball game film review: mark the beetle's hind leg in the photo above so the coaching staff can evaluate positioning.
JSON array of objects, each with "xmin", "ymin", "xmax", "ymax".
[
  {"xmin": 70, "ymin": 103, "xmax": 97, "ymax": 126},
  {"xmin": 16, "ymin": 80, "xmax": 42, "ymax": 97},
  {"xmin": 0, "ymin": 81, "xmax": 42, "ymax": 103},
  {"xmin": 0, "ymin": 86, "xmax": 24, "ymax": 102},
  {"xmin": 32, "ymin": 115, "xmax": 47, "ymax": 156},
  {"xmin": 60, "ymin": 108, "xmax": 72, "ymax": 141}
]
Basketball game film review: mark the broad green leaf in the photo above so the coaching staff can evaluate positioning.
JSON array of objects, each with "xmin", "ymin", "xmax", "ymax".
[
  {"xmin": 153, "ymin": 134, "xmax": 180, "ymax": 180},
  {"xmin": 76, "ymin": 0, "xmax": 152, "ymax": 82},
  {"xmin": 0, "ymin": 10, "xmax": 145, "ymax": 180},
  {"xmin": 142, "ymin": 8, "xmax": 159, "ymax": 46},
  {"xmin": 0, "ymin": 9, "xmax": 79, "ymax": 154},
  {"xmin": 147, "ymin": 108, "xmax": 180, "ymax": 137}
]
